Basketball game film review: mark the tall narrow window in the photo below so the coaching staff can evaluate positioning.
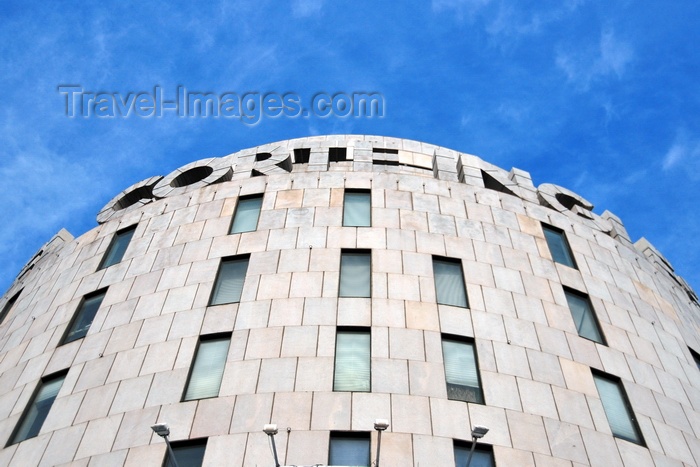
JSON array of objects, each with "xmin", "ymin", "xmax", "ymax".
[
  {"xmin": 209, "ymin": 256, "xmax": 249, "ymax": 305},
  {"xmin": 542, "ymin": 224, "xmax": 577, "ymax": 268},
  {"xmin": 593, "ymin": 371, "xmax": 645, "ymax": 445},
  {"xmin": 343, "ymin": 190, "xmax": 371, "ymax": 227},
  {"xmin": 8, "ymin": 372, "xmax": 66, "ymax": 445},
  {"xmin": 0, "ymin": 289, "xmax": 21, "ymax": 324},
  {"xmin": 164, "ymin": 439, "xmax": 208, "ymax": 467},
  {"xmin": 454, "ymin": 440, "xmax": 494, "ymax": 467},
  {"xmin": 564, "ymin": 288, "xmax": 605, "ymax": 344},
  {"xmin": 690, "ymin": 348, "xmax": 700, "ymax": 371},
  {"xmin": 339, "ymin": 250, "xmax": 371, "ymax": 298},
  {"xmin": 442, "ymin": 336, "xmax": 483, "ymax": 403},
  {"xmin": 433, "ymin": 257, "xmax": 469, "ymax": 308},
  {"xmin": 183, "ymin": 335, "xmax": 231, "ymax": 401},
  {"xmin": 61, "ymin": 290, "xmax": 106, "ymax": 344},
  {"xmin": 334, "ymin": 328, "xmax": 370, "ymax": 392},
  {"xmin": 99, "ymin": 225, "xmax": 136, "ymax": 269},
  {"xmin": 230, "ymin": 195, "xmax": 263, "ymax": 234},
  {"xmin": 329, "ymin": 432, "xmax": 370, "ymax": 467},
  {"xmin": 329, "ymin": 147, "xmax": 347, "ymax": 162}
]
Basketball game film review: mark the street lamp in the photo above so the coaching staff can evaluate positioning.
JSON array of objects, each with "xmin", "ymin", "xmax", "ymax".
[
  {"xmin": 465, "ymin": 425, "xmax": 489, "ymax": 467},
  {"xmin": 373, "ymin": 419, "xmax": 389, "ymax": 467},
  {"xmin": 151, "ymin": 423, "xmax": 179, "ymax": 467},
  {"xmin": 263, "ymin": 424, "xmax": 281, "ymax": 467}
]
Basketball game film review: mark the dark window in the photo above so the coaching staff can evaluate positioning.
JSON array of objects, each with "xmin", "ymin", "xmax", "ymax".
[
  {"xmin": 592, "ymin": 371, "xmax": 645, "ymax": 445},
  {"xmin": 542, "ymin": 224, "xmax": 577, "ymax": 268},
  {"xmin": 0, "ymin": 290, "xmax": 21, "ymax": 324},
  {"xmin": 454, "ymin": 440, "xmax": 494, "ymax": 467},
  {"xmin": 230, "ymin": 195, "xmax": 263, "ymax": 234},
  {"xmin": 99, "ymin": 225, "xmax": 137, "ymax": 269},
  {"xmin": 564, "ymin": 288, "xmax": 605, "ymax": 344},
  {"xmin": 334, "ymin": 328, "xmax": 370, "ymax": 392},
  {"xmin": 339, "ymin": 250, "xmax": 371, "ymax": 298},
  {"xmin": 62, "ymin": 290, "xmax": 106, "ymax": 344},
  {"xmin": 8, "ymin": 372, "xmax": 66, "ymax": 445},
  {"xmin": 294, "ymin": 148, "xmax": 310, "ymax": 164},
  {"xmin": 329, "ymin": 432, "xmax": 370, "ymax": 466},
  {"xmin": 209, "ymin": 256, "xmax": 250, "ymax": 305},
  {"xmin": 433, "ymin": 257, "xmax": 469, "ymax": 308},
  {"xmin": 372, "ymin": 147, "xmax": 399, "ymax": 154},
  {"xmin": 343, "ymin": 190, "xmax": 371, "ymax": 227},
  {"xmin": 163, "ymin": 438, "xmax": 208, "ymax": 467},
  {"xmin": 690, "ymin": 348, "xmax": 700, "ymax": 371},
  {"xmin": 329, "ymin": 147, "xmax": 347, "ymax": 162},
  {"xmin": 183, "ymin": 335, "xmax": 231, "ymax": 401},
  {"xmin": 442, "ymin": 335, "xmax": 483, "ymax": 403}
]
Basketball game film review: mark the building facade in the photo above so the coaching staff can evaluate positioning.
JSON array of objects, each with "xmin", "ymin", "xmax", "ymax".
[{"xmin": 0, "ymin": 135, "xmax": 699, "ymax": 466}]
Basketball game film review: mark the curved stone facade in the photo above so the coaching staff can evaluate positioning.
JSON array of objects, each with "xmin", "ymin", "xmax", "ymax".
[{"xmin": 0, "ymin": 135, "xmax": 699, "ymax": 466}]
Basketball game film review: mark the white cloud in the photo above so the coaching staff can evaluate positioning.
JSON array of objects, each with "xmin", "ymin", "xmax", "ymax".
[
  {"xmin": 662, "ymin": 131, "xmax": 700, "ymax": 173},
  {"xmin": 556, "ymin": 29, "xmax": 633, "ymax": 89},
  {"xmin": 292, "ymin": 0, "xmax": 324, "ymax": 18}
]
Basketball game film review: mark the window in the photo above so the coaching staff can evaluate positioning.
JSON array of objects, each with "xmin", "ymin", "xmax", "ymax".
[
  {"xmin": 0, "ymin": 290, "xmax": 21, "ymax": 324},
  {"xmin": 99, "ymin": 225, "xmax": 136, "ymax": 269},
  {"xmin": 294, "ymin": 148, "xmax": 310, "ymax": 164},
  {"xmin": 61, "ymin": 290, "xmax": 106, "ymax": 344},
  {"xmin": 339, "ymin": 250, "xmax": 371, "ymax": 298},
  {"xmin": 163, "ymin": 439, "xmax": 208, "ymax": 467},
  {"xmin": 230, "ymin": 195, "xmax": 263, "ymax": 234},
  {"xmin": 442, "ymin": 336, "xmax": 483, "ymax": 403},
  {"xmin": 209, "ymin": 256, "xmax": 249, "ymax": 305},
  {"xmin": 690, "ymin": 348, "xmax": 700, "ymax": 371},
  {"xmin": 542, "ymin": 224, "xmax": 577, "ymax": 268},
  {"xmin": 454, "ymin": 440, "xmax": 494, "ymax": 467},
  {"xmin": 334, "ymin": 328, "xmax": 370, "ymax": 392},
  {"xmin": 564, "ymin": 288, "xmax": 605, "ymax": 344},
  {"xmin": 433, "ymin": 257, "xmax": 469, "ymax": 308},
  {"xmin": 592, "ymin": 371, "xmax": 645, "ymax": 445},
  {"xmin": 183, "ymin": 335, "xmax": 231, "ymax": 401},
  {"xmin": 343, "ymin": 190, "xmax": 371, "ymax": 227},
  {"xmin": 329, "ymin": 147, "xmax": 347, "ymax": 162},
  {"xmin": 329, "ymin": 432, "xmax": 370, "ymax": 467},
  {"xmin": 8, "ymin": 372, "xmax": 66, "ymax": 445}
]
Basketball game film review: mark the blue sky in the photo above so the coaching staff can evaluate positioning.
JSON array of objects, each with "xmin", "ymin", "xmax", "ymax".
[{"xmin": 1, "ymin": 0, "xmax": 699, "ymax": 295}]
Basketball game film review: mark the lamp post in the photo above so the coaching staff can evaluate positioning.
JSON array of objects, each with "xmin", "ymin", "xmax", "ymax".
[
  {"xmin": 151, "ymin": 423, "xmax": 179, "ymax": 467},
  {"xmin": 373, "ymin": 419, "xmax": 389, "ymax": 467},
  {"xmin": 263, "ymin": 424, "xmax": 281, "ymax": 467},
  {"xmin": 465, "ymin": 425, "xmax": 489, "ymax": 467}
]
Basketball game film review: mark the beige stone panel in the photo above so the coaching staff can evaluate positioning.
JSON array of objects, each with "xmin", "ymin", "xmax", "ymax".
[
  {"xmin": 337, "ymin": 298, "xmax": 371, "ymax": 326},
  {"xmin": 579, "ymin": 427, "xmax": 624, "ymax": 467},
  {"xmin": 542, "ymin": 418, "xmax": 589, "ymax": 464},
  {"xmin": 109, "ymin": 374, "xmax": 153, "ymax": 415},
  {"xmin": 372, "ymin": 358, "xmax": 409, "ymax": 395},
  {"xmin": 429, "ymin": 397, "xmax": 471, "ymax": 439},
  {"xmin": 493, "ymin": 341, "xmax": 531, "ymax": 379},
  {"xmin": 412, "ymin": 434, "xmax": 455, "ymax": 466},
  {"xmin": 135, "ymin": 314, "xmax": 173, "ymax": 348},
  {"xmin": 191, "ymin": 396, "xmax": 235, "ymax": 438},
  {"xmin": 201, "ymin": 434, "xmax": 247, "ymax": 467},
  {"xmin": 155, "ymin": 400, "xmax": 198, "ymax": 440},
  {"xmin": 310, "ymin": 392, "xmax": 351, "ymax": 430},
  {"xmin": 245, "ymin": 327, "xmax": 282, "ymax": 359},
  {"xmin": 536, "ymin": 324, "xmax": 572, "ymax": 360},
  {"xmin": 386, "ymin": 228, "xmax": 416, "ymax": 252},
  {"xmin": 230, "ymin": 393, "xmax": 274, "ymax": 433},
  {"xmin": 123, "ymin": 444, "xmax": 164, "ymax": 467},
  {"xmin": 351, "ymin": 392, "xmax": 391, "ymax": 431},
  {"xmin": 391, "ymin": 394, "xmax": 431, "ymax": 435},
  {"xmin": 103, "ymin": 321, "xmax": 142, "ymax": 356},
  {"xmin": 168, "ymin": 308, "xmax": 204, "ymax": 340},
  {"xmin": 9, "ymin": 432, "xmax": 51, "ymax": 467},
  {"xmin": 143, "ymin": 368, "xmax": 188, "ymax": 407},
  {"xmin": 257, "ymin": 358, "xmax": 297, "ymax": 393},
  {"xmin": 39, "ymin": 424, "xmax": 86, "ymax": 467},
  {"xmin": 112, "ymin": 406, "xmax": 159, "ymax": 451},
  {"xmin": 408, "ymin": 361, "xmax": 447, "ymax": 398},
  {"xmin": 507, "ymin": 410, "xmax": 551, "ymax": 455},
  {"xmin": 295, "ymin": 356, "xmax": 333, "ymax": 392},
  {"xmin": 402, "ymin": 301, "xmax": 436, "ymax": 332},
  {"xmin": 39, "ymin": 391, "xmax": 85, "ymax": 433},
  {"xmin": 275, "ymin": 189, "xmax": 303, "ymax": 209},
  {"xmin": 74, "ymin": 413, "xmax": 124, "ymax": 459},
  {"xmin": 389, "ymin": 328, "xmax": 425, "ymax": 361},
  {"xmin": 482, "ymin": 371, "xmax": 521, "ymax": 411},
  {"xmin": 74, "ymin": 353, "xmax": 117, "ymax": 392},
  {"xmin": 375, "ymin": 432, "xmax": 413, "ymax": 466}
]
